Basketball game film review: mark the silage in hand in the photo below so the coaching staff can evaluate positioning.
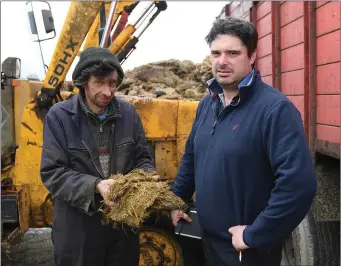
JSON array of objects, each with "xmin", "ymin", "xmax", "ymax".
[{"xmin": 103, "ymin": 169, "xmax": 187, "ymax": 228}]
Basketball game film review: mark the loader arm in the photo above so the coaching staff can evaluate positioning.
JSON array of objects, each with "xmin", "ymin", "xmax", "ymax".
[
  {"xmin": 37, "ymin": 1, "xmax": 137, "ymax": 108},
  {"xmin": 36, "ymin": 2, "xmax": 103, "ymax": 108},
  {"xmin": 41, "ymin": 2, "xmax": 103, "ymax": 91},
  {"xmin": 80, "ymin": 1, "xmax": 138, "ymax": 54},
  {"xmin": 42, "ymin": 1, "xmax": 139, "ymax": 92},
  {"xmin": 37, "ymin": 1, "xmax": 166, "ymax": 109}
]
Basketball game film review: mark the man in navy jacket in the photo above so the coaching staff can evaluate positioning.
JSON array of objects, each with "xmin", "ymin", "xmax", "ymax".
[
  {"xmin": 171, "ymin": 17, "xmax": 317, "ymax": 266},
  {"xmin": 40, "ymin": 47, "xmax": 154, "ymax": 266}
]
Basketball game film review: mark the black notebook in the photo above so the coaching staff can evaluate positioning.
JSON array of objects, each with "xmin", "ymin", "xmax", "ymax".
[{"xmin": 175, "ymin": 207, "xmax": 202, "ymax": 239}]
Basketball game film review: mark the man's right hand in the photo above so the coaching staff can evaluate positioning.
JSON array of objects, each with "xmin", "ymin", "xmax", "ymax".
[
  {"xmin": 171, "ymin": 210, "xmax": 192, "ymax": 227},
  {"xmin": 96, "ymin": 179, "xmax": 116, "ymax": 207}
]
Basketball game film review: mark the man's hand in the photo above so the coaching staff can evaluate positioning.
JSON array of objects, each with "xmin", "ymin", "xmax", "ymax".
[
  {"xmin": 151, "ymin": 174, "xmax": 161, "ymax": 181},
  {"xmin": 228, "ymin": 225, "xmax": 249, "ymax": 251},
  {"xmin": 96, "ymin": 179, "xmax": 116, "ymax": 207},
  {"xmin": 151, "ymin": 174, "xmax": 171, "ymax": 183},
  {"xmin": 171, "ymin": 210, "xmax": 192, "ymax": 227}
]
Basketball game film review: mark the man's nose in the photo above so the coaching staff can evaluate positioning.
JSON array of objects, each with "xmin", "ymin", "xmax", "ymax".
[
  {"xmin": 218, "ymin": 53, "xmax": 229, "ymax": 66},
  {"xmin": 102, "ymin": 84, "xmax": 112, "ymax": 97}
]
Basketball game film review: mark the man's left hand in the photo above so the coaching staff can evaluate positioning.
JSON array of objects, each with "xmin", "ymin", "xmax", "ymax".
[
  {"xmin": 228, "ymin": 225, "xmax": 249, "ymax": 251},
  {"xmin": 151, "ymin": 174, "xmax": 161, "ymax": 181},
  {"xmin": 151, "ymin": 174, "xmax": 171, "ymax": 183}
]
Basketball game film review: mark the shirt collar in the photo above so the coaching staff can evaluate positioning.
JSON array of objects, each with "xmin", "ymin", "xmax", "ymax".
[
  {"xmin": 78, "ymin": 93, "xmax": 122, "ymax": 119},
  {"xmin": 207, "ymin": 68, "xmax": 258, "ymax": 104},
  {"xmin": 238, "ymin": 69, "xmax": 255, "ymax": 88}
]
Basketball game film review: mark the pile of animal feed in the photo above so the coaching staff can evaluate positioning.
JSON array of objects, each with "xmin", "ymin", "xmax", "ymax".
[
  {"xmin": 116, "ymin": 56, "xmax": 212, "ymax": 101},
  {"xmin": 103, "ymin": 169, "xmax": 187, "ymax": 228}
]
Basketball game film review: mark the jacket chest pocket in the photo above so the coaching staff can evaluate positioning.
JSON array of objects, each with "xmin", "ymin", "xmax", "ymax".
[
  {"xmin": 115, "ymin": 137, "xmax": 135, "ymax": 174},
  {"xmin": 68, "ymin": 148, "xmax": 95, "ymax": 175}
]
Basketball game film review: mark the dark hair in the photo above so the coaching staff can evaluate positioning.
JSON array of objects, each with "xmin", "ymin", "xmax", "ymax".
[
  {"xmin": 205, "ymin": 17, "xmax": 258, "ymax": 58},
  {"xmin": 73, "ymin": 60, "xmax": 120, "ymax": 93}
]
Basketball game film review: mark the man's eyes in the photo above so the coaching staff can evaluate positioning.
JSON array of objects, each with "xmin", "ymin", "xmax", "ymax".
[
  {"xmin": 94, "ymin": 80, "xmax": 104, "ymax": 85},
  {"xmin": 211, "ymin": 51, "xmax": 240, "ymax": 57},
  {"xmin": 228, "ymin": 51, "xmax": 239, "ymax": 56},
  {"xmin": 94, "ymin": 80, "xmax": 117, "ymax": 87}
]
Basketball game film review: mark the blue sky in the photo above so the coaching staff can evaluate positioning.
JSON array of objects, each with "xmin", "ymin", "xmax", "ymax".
[{"xmin": 1, "ymin": 1, "xmax": 226, "ymax": 81}]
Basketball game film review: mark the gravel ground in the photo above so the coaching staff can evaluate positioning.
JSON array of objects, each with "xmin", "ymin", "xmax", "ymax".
[{"xmin": 1, "ymin": 228, "xmax": 54, "ymax": 266}]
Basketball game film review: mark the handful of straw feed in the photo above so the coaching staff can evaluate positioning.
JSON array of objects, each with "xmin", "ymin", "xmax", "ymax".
[{"xmin": 103, "ymin": 169, "xmax": 187, "ymax": 228}]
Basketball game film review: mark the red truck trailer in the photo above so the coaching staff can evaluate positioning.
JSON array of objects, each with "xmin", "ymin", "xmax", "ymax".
[{"xmin": 217, "ymin": 1, "xmax": 340, "ymax": 265}]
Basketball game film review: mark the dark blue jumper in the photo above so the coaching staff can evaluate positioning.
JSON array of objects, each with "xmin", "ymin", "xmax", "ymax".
[{"xmin": 172, "ymin": 68, "xmax": 317, "ymax": 251}]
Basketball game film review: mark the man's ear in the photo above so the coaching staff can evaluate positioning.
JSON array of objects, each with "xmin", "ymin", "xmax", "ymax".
[
  {"xmin": 84, "ymin": 82, "xmax": 88, "ymax": 91},
  {"xmin": 250, "ymin": 51, "xmax": 257, "ymax": 65}
]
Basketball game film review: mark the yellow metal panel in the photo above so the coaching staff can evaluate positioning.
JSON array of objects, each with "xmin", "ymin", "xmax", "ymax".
[
  {"xmin": 13, "ymin": 80, "xmax": 41, "ymax": 145},
  {"xmin": 176, "ymin": 100, "xmax": 198, "ymax": 165},
  {"xmin": 154, "ymin": 141, "xmax": 178, "ymax": 180},
  {"xmin": 123, "ymin": 97, "xmax": 178, "ymax": 139},
  {"xmin": 12, "ymin": 103, "xmax": 48, "ymax": 227}
]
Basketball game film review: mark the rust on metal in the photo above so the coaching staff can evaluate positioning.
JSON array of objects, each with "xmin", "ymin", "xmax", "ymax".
[
  {"xmin": 154, "ymin": 141, "xmax": 178, "ymax": 180},
  {"xmin": 250, "ymin": 4, "xmax": 257, "ymax": 24},
  {"xmin": 17, "ymin": 184, "xmax": 30, "ymax": 234},
  {"xmin": 250, "ymin": 2, "xmax": 257, "ymax": 27},
  {"xmin": 316, "ymin": 140, "xmax": 340, "ymax": 159},
  {"xmin": 27, "ymin": 140, "xmax": 40, "ymax": 147},
  {"xmin": 1, "ymin": 184, "xmax": 31, "ymax": 248},
  {"xmin": 43, "ymin": 193, "xmax": 54, "ymax": 227},
  {"xmin": 224, "ymin": 3, "xmax": 230, "ymax": 16},
  {"xmin": 1, "ymin": 178, "xmax": 13, "ymax": 186},
  {"xmin": 176, "ymin": 101, "xmax": 198, "ymax": 165},
  {"xmin": 6, "ymin": 228, "xmax": 22, "ymax": 245},
  {"xmin": 308, "ymin": 1, "xmax": 317, "ymax": 162},
  {"xmin": 21, "ymin": 122, "xmax": 36, "ymax": 134},
  {"xmin": 251, "ymin": 2, "xmax": 260, "ymax": 69},
  {"xmin": 271, "ymin": 2, "xmax": 281, "ymax": 90},
  {"xmin": 139, "ymin": 228, "xmax": 182, "ymax": 266},
  {"xmin": 303, "ymin": 2, "xmax": 310, "ymax": 141},
  {"xmin": 304, "ymin": 1, "xmax": 317, "ymax": 162}
]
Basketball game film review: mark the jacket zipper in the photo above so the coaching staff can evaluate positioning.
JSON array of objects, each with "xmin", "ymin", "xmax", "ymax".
[
  {"xmin": 211, "ymin": 104, "xmax": 233, "ymax": 135},
  {"xmin": 110, "ymin": 123, "xmax": 117, "ymax": 174},
  {"xmin": 82, "ymin": 140, "xmax": 104, "ymax": 179},
  {"xmin": 99, "ymin": 121, "xmax": 104, "ymax": 147}
]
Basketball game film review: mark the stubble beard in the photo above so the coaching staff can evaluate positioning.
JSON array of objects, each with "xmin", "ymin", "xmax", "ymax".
[{"xmin": 215, "ymin": 75, "xmax": 239, "ymax": 90}]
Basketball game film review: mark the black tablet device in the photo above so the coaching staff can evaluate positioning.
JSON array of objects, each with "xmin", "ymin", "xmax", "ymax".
[{"xmin": 174, "ymin": 207, "xmax": 202, "ymax": 239}]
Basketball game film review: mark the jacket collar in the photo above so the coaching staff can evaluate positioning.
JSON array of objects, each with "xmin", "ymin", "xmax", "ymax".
[
  {"xmin": 78, "ymin": 93, "xmax": 122, "ymax": 120},
  {"xmin": 60, "ymin": 93, "xmax": 122, "ymax": 119},
  {"xmin": 207, "ymin": 68, "xmax": 260, "ymax": 105}
]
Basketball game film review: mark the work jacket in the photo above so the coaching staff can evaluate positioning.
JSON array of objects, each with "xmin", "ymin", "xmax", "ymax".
[{"xmin": 40, "ymin": 93, "xmax": 154, "ymax": 217}]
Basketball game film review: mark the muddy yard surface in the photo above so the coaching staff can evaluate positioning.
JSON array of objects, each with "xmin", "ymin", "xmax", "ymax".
[{"xmin": 2, "ymin": 228, "xmax": 54, "ymax": 266}]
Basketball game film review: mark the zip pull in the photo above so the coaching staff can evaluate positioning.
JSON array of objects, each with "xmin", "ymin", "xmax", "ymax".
[
  {"xmin": 99, "ymin": 123, "xmax": 103, "ymax": 133},
  {"xmin": 210, "ymin": 121, "xmax": 217, "ymax": 135}
]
